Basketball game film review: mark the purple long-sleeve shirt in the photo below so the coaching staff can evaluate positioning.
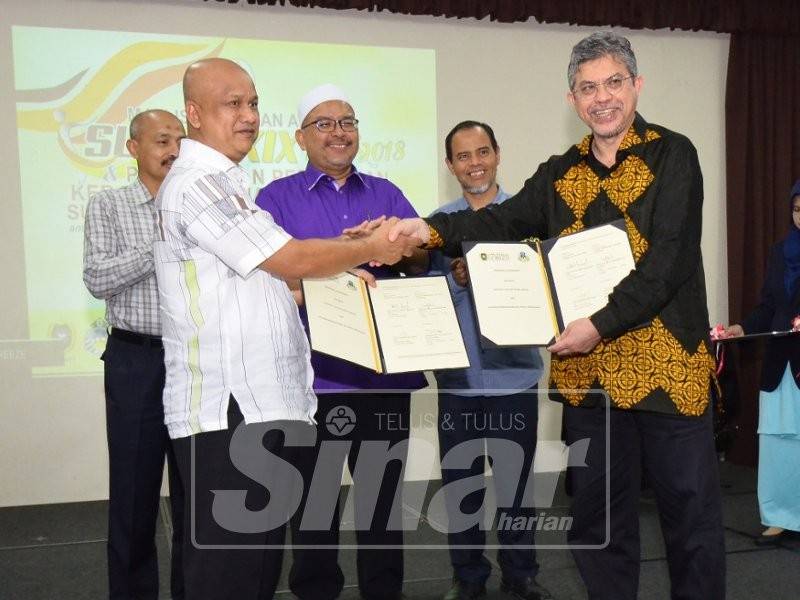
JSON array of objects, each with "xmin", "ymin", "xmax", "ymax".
[{"xmin": 256, "ymin": 163, "xmax": 427, "ymax": 392}]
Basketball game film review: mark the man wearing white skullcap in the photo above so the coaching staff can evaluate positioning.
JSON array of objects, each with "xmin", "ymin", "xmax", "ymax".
[
  {"xmin": 296, "ymin": 83, "xmax": 351, "ymax": 126},
  {"xmin": 256, "ymin": 84, "xmax": 429, "ymax": 600}
]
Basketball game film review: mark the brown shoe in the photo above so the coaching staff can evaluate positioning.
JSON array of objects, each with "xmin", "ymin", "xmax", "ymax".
[{"xmin": 443, "ymin": 579, "xmax": 486, "ymax": 600}]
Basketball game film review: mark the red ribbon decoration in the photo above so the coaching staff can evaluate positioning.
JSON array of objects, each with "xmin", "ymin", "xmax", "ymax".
[{"xmin": 709, "ymin": 324, "xmax": 726, "ymax": 376}]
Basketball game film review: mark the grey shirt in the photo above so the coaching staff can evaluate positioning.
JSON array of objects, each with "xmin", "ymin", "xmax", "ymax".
[{"xmin": 83, "ymin": 178, "xmax": 160, "ymax": 336}]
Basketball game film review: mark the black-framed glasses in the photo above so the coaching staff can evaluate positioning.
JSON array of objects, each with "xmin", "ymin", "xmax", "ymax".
[
  {"xmin": 301, "ymin": 117, "xmax": 359, "ymax": 133},
  {"xmin": 573, "ymin": 74, "xmax": 635, "ymax": 98}
]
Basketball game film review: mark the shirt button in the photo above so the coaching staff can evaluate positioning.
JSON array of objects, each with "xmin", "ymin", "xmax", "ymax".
[{"xmin": 343, "ymin": 214, "xmax": 348, "ymax": 220}]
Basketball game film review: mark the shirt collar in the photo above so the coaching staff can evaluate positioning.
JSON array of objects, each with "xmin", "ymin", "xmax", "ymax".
[
  {"xmin": 617, "ymin": 112, "xmax": 649, "ymax": 154},
  {"xmin": 302, "ymin": 162, "xmax": 370, "ymax": 191},
  {"xmin": 127, "ymin": 178, "xmax": 152, "ymax": 204},
  {"xmin": 575, "ymin": 111, "xmax": 649, "ymax": 159},
  {"xmin": 489, "ymin": 186, "xmax": 508, "ymax": 204},
  {"xmin": 177, "ymin": 138, "xmax": 251, "ymax": 191},
  {"xmin": 179, "ymin": 138, "xmax": 242, "ymax": 174},
  {"xmin": 459, "ymin": 185, "xmax": 508, "ymax": 209}
]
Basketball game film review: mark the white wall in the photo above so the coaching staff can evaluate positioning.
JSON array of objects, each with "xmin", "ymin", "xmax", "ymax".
[{"xmin": 0, "ymin": 0, "xmax": 729, "ymax": 506}]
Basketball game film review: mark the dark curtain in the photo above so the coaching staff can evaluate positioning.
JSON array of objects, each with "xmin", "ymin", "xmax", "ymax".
[
  {"xmin": 206, "ymin": 0, "xmax": 800, "ymax": 33},
  {"xmin": 205, "ymin": 0, "xmax": 800, "ymax": 466},
  {"xmin": 724, "ymin": 32, "xmax": 800, "ymax": 465}
]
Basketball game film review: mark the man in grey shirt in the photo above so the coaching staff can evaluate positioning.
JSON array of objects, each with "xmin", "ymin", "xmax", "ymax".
[
  {"xmin": 431, "ymin": 121, "xmax": 549, "ymax": 600},
  {"xmin": 83, "ymin": 109, "xmax": 186, "ymax": 600}
]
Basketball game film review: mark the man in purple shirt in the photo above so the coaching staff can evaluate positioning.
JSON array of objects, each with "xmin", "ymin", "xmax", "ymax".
[{"xmin": 256, "ymin": 84, "xmax": 428, "ymax": 600}]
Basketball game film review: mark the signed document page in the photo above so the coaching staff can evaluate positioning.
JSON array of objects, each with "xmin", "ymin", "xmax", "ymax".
[
  {"xmin": 545, "ymin": 223, "xmax": 635, "ymax": 327},
  {"xmin": 368, "ymin": 276, "xmax": 469, "ymax": 373},
  {"xmin": 464, "ymin": 242, "xmax": 556, "ymax": 346},
  {"xmin": 302, "ymin": 272, "xmax": 380, "ymax": 372}
]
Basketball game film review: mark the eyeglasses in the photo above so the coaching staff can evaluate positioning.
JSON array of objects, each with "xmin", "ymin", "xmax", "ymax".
[
  {"xmin": 573, "ymin": 74, "xmax": 635, "ymax": 98},
  {"xmin": 301, "ymin": 117, "xmax": 359, "ymax": 133}
]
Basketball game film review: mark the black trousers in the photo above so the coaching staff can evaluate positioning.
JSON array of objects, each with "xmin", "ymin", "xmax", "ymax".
[
  {"xmin": 172, "ymin": 399, "xmax": 314, "ymax": 600},
  {"xmin": 564, "ymin": 404, "xmax": 726, "ymax": 600},
  {"xmin": 103, "ymin": 334, "xmax": 184, "ymax": 600},
  {"xmin": 289, "ymin": 392, "xmax": 410, "ymax": 600},
  {"xmin": 437, "ymin": 389, "xmax": 539, "ymax": 585}
]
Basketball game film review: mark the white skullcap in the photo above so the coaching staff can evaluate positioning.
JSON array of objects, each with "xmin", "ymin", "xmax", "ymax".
[{"xmin": 297, "ymin": 84, "xmax": 350, "ymax": 126}]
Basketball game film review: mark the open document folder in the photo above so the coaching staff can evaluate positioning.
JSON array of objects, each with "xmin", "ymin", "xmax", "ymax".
[
  {"xmin": 463, "ymin": 220, "xmax": 636, "ymax": 347},
  {"xmin": 302, "ymin": 272, "xmax": 470, "ymax": 374}
]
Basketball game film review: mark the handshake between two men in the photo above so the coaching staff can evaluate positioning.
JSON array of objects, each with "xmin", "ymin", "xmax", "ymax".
[
  {"xmin": 342, "ymin": 215, "xmax": 428, "ymax": 265},
  {"xmin": 341, "ymin": 216, "xmax": 430, "ymax": 266},
  {"xmin": 258, "ymin": 214, "xmax": 425, "ymax": 285}
]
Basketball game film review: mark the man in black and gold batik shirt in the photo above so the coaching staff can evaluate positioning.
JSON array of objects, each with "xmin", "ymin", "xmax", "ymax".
[
  {"xmin": 388, "ymin": 32, "xmax": 725, "ymax": 600},
  {"xmin": 428, "ymin": 111, "xmax": 715, "ymax": 417}
]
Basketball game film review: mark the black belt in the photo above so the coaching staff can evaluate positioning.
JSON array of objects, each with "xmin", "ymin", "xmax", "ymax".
[{"xmin": 110, "ymin": 327, "xmax": 163, "ymax": 349}]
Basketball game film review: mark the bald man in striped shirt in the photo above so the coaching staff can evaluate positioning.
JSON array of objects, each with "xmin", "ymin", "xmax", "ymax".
[{"xmin": 154, "ymin": 58, "xmax": 420, "ymax": 600}]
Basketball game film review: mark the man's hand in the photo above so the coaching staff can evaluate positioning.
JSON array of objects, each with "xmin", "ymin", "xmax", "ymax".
[
  {"xmin": 348, "ymin": 267, "xmax": 377, "ymax": 288},
  {"xmin": 547, "ymin": 318, "xmax": 601, "ymax": 356},
  {"xmin": 450, "ymin": 257, "xmax": 469, "ymax": 287},
  {"xmin": 342, "ymin": 216, "xmax": 386, "ymax": 239},
  {"xmin": 388, "ymin": 217, "xmax": 431, "ymax": 244},
  {"xmin": 366, "ymin": 217, "xmax": 423, "ymax": 266},
  {"xmin": 722, "ymin": 324, "xmax": 744, "ymax": 338}
]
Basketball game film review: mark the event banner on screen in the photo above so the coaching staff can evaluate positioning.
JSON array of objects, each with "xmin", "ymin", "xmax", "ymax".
[{"xmin": 12, "ymin": 26, "xmax": 437, "ymax": 376}]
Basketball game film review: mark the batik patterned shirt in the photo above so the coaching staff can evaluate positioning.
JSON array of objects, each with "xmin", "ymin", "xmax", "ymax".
[{"xmin": 426, "ymin": 113, "xmax": 715, "ymax": 416}]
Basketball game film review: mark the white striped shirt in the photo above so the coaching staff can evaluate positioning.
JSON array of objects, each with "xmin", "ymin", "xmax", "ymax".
[{"xmin": 154, "ymin": 139, "xmax": 317, "ymax": 439}]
